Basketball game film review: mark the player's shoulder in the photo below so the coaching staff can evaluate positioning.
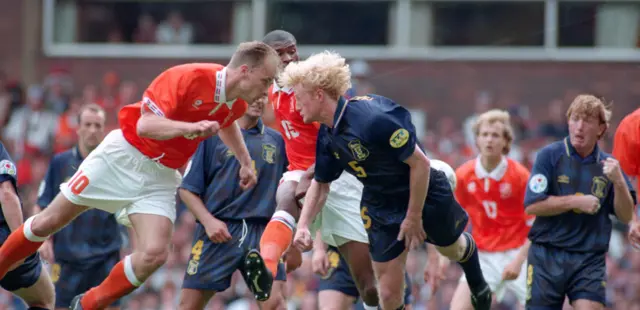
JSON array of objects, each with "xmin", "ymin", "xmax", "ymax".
[
  {"xmin": 163, "ymin": 63, "xmax": 224, "ymax": 81},
  {"xmin": 455, "ymin": 159, "xmax": 476, "ymax": 180},
  {"xmin": 0, "ymin": 142, "xmax": 10, "ymax": 161},
  {"xmin": 536, "ymin": 140, "xmax": 565, "ymax": 164},
  {"xmin": 50, "ymin": 148, "xmax": 75, "ymax": 165},
  {"xmin": 619, "ymin": 107, "xmax": 640, "ymax": 127},
  {"xmin": 264, "ymin": 126, "xmax": 285, "ymax": 143}
]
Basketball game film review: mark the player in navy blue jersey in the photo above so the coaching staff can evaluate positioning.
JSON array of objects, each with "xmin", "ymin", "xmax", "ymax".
[
  {"xmin": 34, "ymin": 103, "xmax": 123, "ymax": 310},
  {"xmin": 314, "ymin": 242, "xmax": 414, "ymax": 309},
  {"xmin": 277, "ymin": 51, "xmax": 491, "ymax": 310},
  {"xmin": 178, "ymin": 96, "xmax": 288, "ymax": 309},
  {"xmin": 0, "ymin": 141, "xmax": 55, "ymax": 309},
  {"xmin": 524, "ymin": 95, "xmax": 636, "ymax": 310}
]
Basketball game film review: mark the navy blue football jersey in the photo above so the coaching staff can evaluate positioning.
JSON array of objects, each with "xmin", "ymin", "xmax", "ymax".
[
  {"xmin": 525, "ymin": 138, "xmax": 637, "ymax": 252},
  {"xmin": 0, "ymin": 143, "xmax": 19, "ymax": 239},
  {"xmin": 180, "ymin": 119, "xmax": 287, "ymax": 221}
]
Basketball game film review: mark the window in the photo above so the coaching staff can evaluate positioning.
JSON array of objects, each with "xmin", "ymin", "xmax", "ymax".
[
  {"xmin": 267, "ymin": 0, "xmax": 390, "ymax": 45},
  {"xmin": 558, "ymin": 2, "xmax": 597, "ymax": 47},
  {"xmin": 432, "ymin": 1, "xmax": 545, "ymax": 47},
  {"xmin": 558, "ymin": 2, "xmax": 640, "ymax": 48},
  {"xmin": 54, "ymin": 0, "xmax": 237, "ymax": 44}
]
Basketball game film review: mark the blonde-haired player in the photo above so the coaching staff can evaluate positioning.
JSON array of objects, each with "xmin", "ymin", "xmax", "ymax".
[
  {"xmin": 525, "ymin": 95, "xmax": 635, "ymax": 310},
  {"xmin": 289, "ymin": 51, "xmax": 492, "ymax": 310},
  {"xmin": 448, "ymin": 109, "xmax": 532, "ymax": 309}
]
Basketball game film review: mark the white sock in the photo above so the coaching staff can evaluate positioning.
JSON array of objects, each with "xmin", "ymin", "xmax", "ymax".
[{"xmin": 363, "ymin": 304, "xmax": 378, "ymax": 310}]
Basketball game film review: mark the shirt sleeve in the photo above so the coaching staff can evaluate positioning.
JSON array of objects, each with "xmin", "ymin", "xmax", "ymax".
[
  {"xmin": 180, "ymin": 137, "xmax": 217, "ymax": 195},
  {"xmin": 314, "ymin": 129, "xmax": 343, "ymax": 183},
  {"xmin": 36, "ymin": 158, "xmax": 57, "ymax": 208},
  {"xmin": 454, "ymin": 168, "xmax": 468, "ymax": 209},
  {"xmin": 142, "ymin": 68, "xmax": 209, "ymax": 119},
  {"xmin": 613, "ymin": 123, "xmax": 640, "ymax": 177},
  {"xmin": 365, "ymin": 110, "xmax": 417, "ymax": 162},
  {"xmin": 524, "ymin": 147, "xmax": 554, "ymax": 207}
]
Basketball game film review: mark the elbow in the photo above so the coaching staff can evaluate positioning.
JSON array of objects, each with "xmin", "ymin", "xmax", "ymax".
[{"xmin": 136, "ymin": 118, "xmax": 151, "ymax": 139}]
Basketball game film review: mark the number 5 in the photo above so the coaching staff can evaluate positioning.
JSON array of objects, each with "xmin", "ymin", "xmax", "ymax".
[
  {"xmin": 348, "ymin": 161, "xmax": 367, "ymax": 178},
  {"xmin": 361, "ymin": 207, "xmax": 372, "ymax": 229},
  {"xmin": 482, "ymin": 200, "xmax": 498, "ymax": 219}
]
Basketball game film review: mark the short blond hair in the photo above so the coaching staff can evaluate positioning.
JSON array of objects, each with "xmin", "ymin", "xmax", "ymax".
[
  {"xmin": 228, "ymin": 41, "xmax": 279, "ymax": 69},
  {"xmin": 566, "ymin": 94, "xmax": 612, "ymax": 138},
  {"xmin": 279, "ymin": 51, "xmax": 352, "ymax": 99},
  {"xmin": 472, "ymin": 109, "xmax": 514, "ymax": 155}
]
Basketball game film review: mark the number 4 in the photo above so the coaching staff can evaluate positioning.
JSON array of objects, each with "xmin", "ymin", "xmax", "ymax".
[{"xmin": 482, "ymin": 200, "xmax": 498, "ymax": 219}]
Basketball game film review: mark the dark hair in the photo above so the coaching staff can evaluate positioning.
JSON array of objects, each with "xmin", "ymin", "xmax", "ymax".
[
  {"xmin": 77, "ymin": 103, "xmax": 106, "ymax": 124},
  {"xmin": 262, "ymin": 30, "xmax": 296, "ymax": 46}
]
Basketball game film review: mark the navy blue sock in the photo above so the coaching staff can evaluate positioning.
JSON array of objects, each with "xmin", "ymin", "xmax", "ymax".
[{"xmin": 457, "ymin": 232, "xmax": 488, "ymax": 295}]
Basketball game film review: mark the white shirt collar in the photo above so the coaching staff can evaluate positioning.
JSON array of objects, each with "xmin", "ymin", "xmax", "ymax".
[
  {"xmin": 272, "ymin": 81, "xmax": 293, "ymax": 94},
  {"xmin": 214, "ymin": 67, "xmax": 237, "ymax": 108},
  {"xmin": 474, "ymin": 156, "xmax": 508, "ymax": 181}
]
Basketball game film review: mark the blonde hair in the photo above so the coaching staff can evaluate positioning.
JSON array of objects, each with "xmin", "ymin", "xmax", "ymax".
[
  {"xmin": 228, "ymin": 41, "xmax": 279, "ymax": 69},
  {"xmin": 472, "ymin": 109, "xmax": 514, "ymax": 155},
  {"xmin": 566, "ymin": 94, "xmax": 612, "ymax": 138},
  {"xmin": 278, "ymin": 51, "xmax": 352, "ymax": 99}
]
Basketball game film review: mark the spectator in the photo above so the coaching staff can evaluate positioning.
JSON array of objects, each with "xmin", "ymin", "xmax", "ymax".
[
  {"xmin": 156, "ymin": 11, "xmax": 194, "ymax": 44},
  {"xmin": 0, "ymin": 72, "xmax": 12, "ymax": 127},
  {"xmin": 538, "ymin": 99, "xmax": 569, "ymax": 139},
  {"xmin": 4, "ymin": 85, "xmax": 58, "ymax": 158},
  {"xmin": 133, "ymin": 14, "xmax": 158, "ymax": 43}
]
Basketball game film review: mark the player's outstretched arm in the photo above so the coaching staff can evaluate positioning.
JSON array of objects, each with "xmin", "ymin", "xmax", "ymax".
[
  {"xmin": 0, "ymin": 181, "xmax": 23, "ymax": 231},
  {"xmin": 136, "ymin": 111, "xmax": 194, "ymax": 140},
  {"xmin": 218, "ymin": 122, "xmax": 252, "ymax": 167},
  {"xmin": 403, "ymin": 146, "xmax": 431, "ymax": 217}
]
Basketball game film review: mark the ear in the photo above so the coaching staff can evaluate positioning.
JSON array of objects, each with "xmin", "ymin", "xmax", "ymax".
[
  {"xmin": 315, "ymin": 88, "xmax": 323, "ymax": 101},
  {"xmin": 240, "ymin": 64, "xmax": 250, "ymax": 75},
  {"xmin": 598, "ymin": 123, "xmax": 606, "ymax": 137}
]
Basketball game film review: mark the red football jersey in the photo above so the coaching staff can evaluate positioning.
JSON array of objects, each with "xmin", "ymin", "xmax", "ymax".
[
  {"xmin": 455, "ymin": 157, "xmax": 532, "ymax": 252},
  {"xmin": 120, "ymin": 63, "xmax": 248, "ymax": 169},
  {"xmin": 268, "ymin": 83, "xmax": 319, "ymax": 171}
]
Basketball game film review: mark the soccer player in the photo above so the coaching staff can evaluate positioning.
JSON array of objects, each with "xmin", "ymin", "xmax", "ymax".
[
  {"xmin": 0, "ymin": 142, "xmax": 55, "ymax": 310},
  {"xmin": 285, "ymin": 51, "xmax": 492, "ymax": 310},
  {"xmin": 256, "ymin": 30, "xmax": 379, "ymax": 309},
  {"xmin": 35, "ymin": 104, "xmax": 123, "ymax": 310},
  {"xmin": 178, "ymin": 96, "xmax": 288, "ymax": 308},
  {"xmin": 612, "ymin": 107, "xmax": 640, "ymax": 246},
  {"xmin": 314, "ymin": 243, "xmax": 414, "ymax": 310},
  {"xmin": 524, "ymin": 95, "xmax": 636, "ymax": 310},
  {"xmin": 0, "ymin": 41, "xmax": 278, "ymax": 310},
  {"xmin": 450, "ymin": 110, "xmax": 532, "ymax": 309}
]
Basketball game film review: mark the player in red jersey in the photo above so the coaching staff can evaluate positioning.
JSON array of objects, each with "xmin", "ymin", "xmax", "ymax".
[
  {"xmin": 0, "ymin": 42, "xmax": 279, "ymax": 310},
  {"xmin": 449, "ymin": 110, "xmax": 532, "ymax": 309},
  {"xmin": 254, "ymin": 30, "xmax": 379, "ymax": 310},
  {"xmin": 612, "ymin": 107, "xmax": 640, "ymax": 247}
]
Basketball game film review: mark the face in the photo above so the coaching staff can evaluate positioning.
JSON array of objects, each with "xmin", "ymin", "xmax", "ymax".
[
  {"xmin": 293, "ymin": 84, "xmax": 323, "ymax": 124},
  {"xmin": 568, "ymin": 113, "xmax": 604, "ymax": 151},
  {"xmin": 272, "ymin": 41, "xmax": 299, "ymax": 69},
  {"xmin": 77, "ymin": 110, "xmax": 106, "ymax": 150},
  {"xmin": 239, "ymin": 57, "xmax": 277, "ymax": 103},
  {"xmin": 476, "ymin": 121, "xmax": 507, "ymax": 158},
  {"xmin": 246, "ymin": 96, "xmax": 267, "ymax": 118}
]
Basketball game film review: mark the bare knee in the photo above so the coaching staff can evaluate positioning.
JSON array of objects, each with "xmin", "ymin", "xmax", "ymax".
[
  {"xmin": 260, "ymin": 282, "xmax": 287, "ymax": 310},
  {"xmin": 139, "ymin": 244, "xmax": 169, "ymax": 271},
  {"xmin": 378, "ymin": 284, "xmax": 403, "ymax": 310},
  {"xmin": 275, "ymin": 181, "xmax": 300, "ymax": 219},
  {"xmin": 436, "ymin": 235, "xmax": 467, "ymax": 261},
  {"xmin": 16, "ymin": 270, "xmax": 56, "ymax": 309}
]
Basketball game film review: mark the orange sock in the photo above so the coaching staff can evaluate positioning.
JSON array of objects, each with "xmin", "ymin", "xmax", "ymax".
[
  {"xmin": 260, "ymin": 220, "xmax": 293, "ymax": 276},
  {"xmin": 0, "ymin": 221, "xmax": 46, "ymax": 278},
  {"xmin": 81, "ymin": 257, "xmax": 139, "ymax": 309}
]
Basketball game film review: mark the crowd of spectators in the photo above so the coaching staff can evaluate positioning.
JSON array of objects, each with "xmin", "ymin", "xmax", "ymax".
[{"xmin": 0, "ymin": 64, "xmax": 637, "ymax": 310}]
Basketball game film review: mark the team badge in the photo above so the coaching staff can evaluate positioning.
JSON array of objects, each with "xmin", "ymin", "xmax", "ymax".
[
  {"xmin": 528, "ymin": 174, "xmax": 547, "ymax": 194},
  {"xmin": 348, "ymin": 140, "xmax": 370, "ymax": 161},
  {"xmin": 187, "ymin": 259, "xmax": 199, "ymax": 275},
  {"xmin": 499, "ymin": 182, "xmax": 512, "ymax": 199},
  {"xmin": 262, "ymin": 144, "xmax": 277, "ymax": 164},
  {"xmin": 192, "ymin": 99, "xmax": 203, "ymax": 109},
  {"xmin": 389, "ymin": 128, "xmax": 410, "ymax": 148},
  {"xmin": 591, "ymin": 176, "xmax": 608, "ymax": 198},
  {"xmin": 0, "ymin": 160, "xmax": 16, "ymax": 176},
  {"xmin": 467, "ymin": 181, "xmax": 476, "ymax": 193}
]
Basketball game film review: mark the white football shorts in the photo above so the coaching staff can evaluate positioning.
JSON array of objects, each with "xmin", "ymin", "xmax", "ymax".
[
  {"xmin": 60, "ymin": 129, "xmax": 183, "ymax": 224},
  {"xmin": 459, "ymin": 247, "xmax": 528, "ymax": 305},
  {"xmin": 280, "ymin": 170, "xmax": 368, "ymax": 247}
]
